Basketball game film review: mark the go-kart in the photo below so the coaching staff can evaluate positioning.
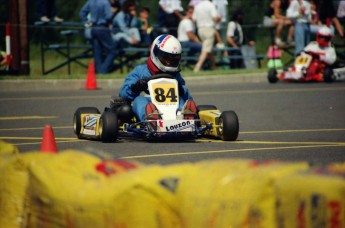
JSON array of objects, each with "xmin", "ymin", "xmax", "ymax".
[
  {"xmin": 73, "ymin": 74, "xmax": 239, "ymax": 142},
  {"xmin": 268, "ymin": 52, "xmax": 337, "ymax": 83}
]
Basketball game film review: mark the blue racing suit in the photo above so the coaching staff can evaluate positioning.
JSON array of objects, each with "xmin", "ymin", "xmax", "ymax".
[{"xmin": 119, "ymin": 64, "xmax": 193, "ymax": 121}]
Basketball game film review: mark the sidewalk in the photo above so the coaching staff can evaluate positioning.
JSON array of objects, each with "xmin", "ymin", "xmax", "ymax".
[{"xmin": 0, "ymin": 73, "xmax": 267, "ymax": 92}]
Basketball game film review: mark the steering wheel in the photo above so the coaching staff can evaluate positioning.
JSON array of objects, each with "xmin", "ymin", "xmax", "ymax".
[{"xmin": 147, "ymin": 73, "xmax": 175, "ymax": 81}]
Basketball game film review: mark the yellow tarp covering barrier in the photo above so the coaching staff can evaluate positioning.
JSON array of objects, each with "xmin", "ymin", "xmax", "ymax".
[
  {"xmin": 0, "ymin": 140, "xmax": 19, "ymax": 155},
  {"xmin": 1, "ymin": 141, "xmax": 344, "ymax": 228},
  {"xmin": 0, "ymin": 143, "xmax": 53, "ymax": 227},
  {"xmin": 176, "ymin": 159, "xmax": 310, "ymax": 228},
  {"xmin": 276, "ymin": 170, "xmax": 345, "ymax": 228}
]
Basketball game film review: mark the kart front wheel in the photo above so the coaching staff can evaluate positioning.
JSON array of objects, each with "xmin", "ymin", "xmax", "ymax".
[
  {"xmin": 99, "ymin": 111, "xmax": 119, "ymax": 143},
  {"xmin": 217, "ymin": 111, "xmax": 239, "ymax": 141},
  {"xmin": 323, "ymin": 67, "xmax": 335, "ymax": 83},
  {"xmin": 73, "ymin": 107, "xmax": 100, "ymax": 138},
  {"xmin": 268, "ymin": 68, "xmax": 278, "ymax": 83}
]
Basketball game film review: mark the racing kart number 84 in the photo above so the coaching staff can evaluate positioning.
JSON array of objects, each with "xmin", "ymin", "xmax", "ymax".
[{"xmin": 73, "ymin": 74, "xmax": 240, "ymax": 142}]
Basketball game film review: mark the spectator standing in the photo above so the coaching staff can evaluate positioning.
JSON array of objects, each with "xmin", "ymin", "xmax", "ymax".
[
  {"xmin": 212, "ymin": 0, "xmax": 228, "ymax": 44},
  {"xmin": 188, "ymin": 0, "xmax": 201, "ymax": 7},
  {"xmin": 192, "ymin": 0, "xmax": 221, "ymax": 72},
  {"xmin": 263, "ymin": 0, "xmax": 294, "ymax": 46},
  {"xmin": 212, "ymin": 0, "xmax": 229, "ymax": 65},
  {"xmin": 189, "ymin": 0, "xmax": 224, "ymax": 48},
  {"xmin": 177, "ymin": 6, "xmax": 202, "ymax": 57},
  {"xmin": 158, "ymin": 0, "xmax": 184, "ymax": 37},
  {"xmin": 338, "ymin": 1, "xmax": 345, "ymax": 28},
  {"xmin": 112, "ymin": 0, "xmax": 141, "ymax": 46},
  {"xmin": 37, "ymin": 0, "xmax": 63, "ymax": 22},
  {"xmin": 226, "ymin": 10, "xmax": 255, "ymax": 69},
  {"xmin": 286, "ymin": 0, "xmax": 312, "ymax": 57},
  {"xmin": 80, "ymin": 0, "xmax": 118, "ymax": 74},
  {"xmin": 310, "ymin": 0, "xmax": 344, "ymax": 38}
]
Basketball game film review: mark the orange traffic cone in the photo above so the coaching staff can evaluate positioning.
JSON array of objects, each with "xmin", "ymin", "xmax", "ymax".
[
  {"xmin": 40, "ymin": 125, "xmax": 58, "ymax": 153},
  {"xmin": 85, "ymin": 60, "xmax": 98, "ymax": 90}
]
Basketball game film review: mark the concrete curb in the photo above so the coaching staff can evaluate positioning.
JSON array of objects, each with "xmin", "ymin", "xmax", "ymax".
[{"xmin": 0, "ymin": 73, "xmax": 267, "ymax": 92}]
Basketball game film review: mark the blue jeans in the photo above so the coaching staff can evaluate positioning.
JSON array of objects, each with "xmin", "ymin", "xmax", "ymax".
[
  {"xmin": 294, "ymin": 22, "xmax": 310, "ymax": 57},
  {"xmin": 91, "ymin": 26, "xmax": 118, "ymax": 74},
  {"xmin": 181, "ymin": 41, "xmax": 202, "ymax": 56},
  {"xmin": 132, "ymin": 96, "xmax": 187, "ymax": 121},
  {"xmin": 37, "ymin": 0, "xmax": 56, "ymax": 18}
]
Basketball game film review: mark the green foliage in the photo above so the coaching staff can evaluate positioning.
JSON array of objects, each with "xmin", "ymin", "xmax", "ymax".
[{"xmin": 1, "ymin": 0, "xmax": 342, "ymax": 77}]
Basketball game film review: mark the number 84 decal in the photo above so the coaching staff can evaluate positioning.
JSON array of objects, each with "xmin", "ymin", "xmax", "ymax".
[{"xmin": 152, "ymin": 84, "xmax": 178, "ymax": 104}]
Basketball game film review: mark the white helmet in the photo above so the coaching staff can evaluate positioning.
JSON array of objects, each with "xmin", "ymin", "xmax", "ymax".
[
  {"xmin": 316, "ymin": 26, "xmax": 333, "ymax": 47},
  {"xmin": 150, "ymin": 34, "xmax": 182, "ymax": 72}
]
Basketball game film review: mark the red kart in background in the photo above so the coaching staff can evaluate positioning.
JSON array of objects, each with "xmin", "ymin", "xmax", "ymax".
[{"xmin": 268, "ymin": 52, "xmax": 336, "ymax": 83}]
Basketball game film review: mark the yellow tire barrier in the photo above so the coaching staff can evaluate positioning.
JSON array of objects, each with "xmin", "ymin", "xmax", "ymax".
[{"xmin": 1, "ymin": 141, "xmax": 344, "ymax": 227}]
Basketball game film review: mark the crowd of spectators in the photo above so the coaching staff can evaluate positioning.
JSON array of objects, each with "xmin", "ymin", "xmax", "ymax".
[{"xmin": 75, "ymin": 0, "xmax": 345, "ymax": 74}]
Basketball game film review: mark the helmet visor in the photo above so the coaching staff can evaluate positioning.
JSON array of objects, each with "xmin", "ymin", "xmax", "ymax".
[
  {"xmin": 153, "ymin": 45, "xmax": 181, "ymax": 68},
  {"xmin": 318, "ymin": 35, "xmax": 332, "ymax": 42}
]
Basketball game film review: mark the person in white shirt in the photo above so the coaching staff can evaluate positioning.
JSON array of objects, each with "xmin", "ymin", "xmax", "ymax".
[
  {"xmin": 177, "ymin": 6, "xmax": 202, "ymax": 57},
  {"xmin": 188, "ymin": 0, "xmax": 201, "ymax": 7},
  {"xmin": 192, "ymin": 0, "xmax": 221, "ymax": 72},
  {"xmin": 158, "ymin": 0, "xmax": 184, "ymax": 37},
  {"xmin": 286, "ymin": 0, "xmax": 312, "ymax": 57},
  {"xmin": 212, "ymin": 0, "xmax": 228, "ymax": 43},
  {"xmin": 302, "ymin": 26, "xmax": 336, "ymax": 79},
  {"xmin": 337, "ymin": 1, "xmax": 345, "ymax": 28},
  {"xmin": 226, "ymin": 10, "xmax": 255, "ymax": 69}
]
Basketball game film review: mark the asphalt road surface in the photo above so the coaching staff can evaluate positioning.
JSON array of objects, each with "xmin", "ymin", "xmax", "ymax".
[{"xmin": 1, "ymin": 79, "xmax": 345, "ymax": 166}]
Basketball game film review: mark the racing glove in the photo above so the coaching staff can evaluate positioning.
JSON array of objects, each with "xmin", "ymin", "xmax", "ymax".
[
  {"xmin": 312, "ymin": 53, "xmax": 320, "ymax": 59},
  {"xmin": 305, "ymin": 51, "xmax": 319, "ymax": 59},
  {"xmin": 131, "ymin": 79, "xmax": 148, "ymax": 94}
]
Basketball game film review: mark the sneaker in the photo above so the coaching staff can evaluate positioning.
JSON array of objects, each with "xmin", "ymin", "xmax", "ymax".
[
  {"xmin": 275, "ymin": 38, "xmax": 285, "ymax": 47},
  {"xmin": 216, "ymin": 43, "xmax": 225, "ymax": 49},
  {"xmin": 40, "ymin": 16, "xmax": 50, "ymax": 22},
  {"xmin": 54, "ymin": 16, "xmax": 64, "ymax": 22},
  {"xmin": 145, "ymin": 102, "xmax": 160, "ymax": 130},
  {"xmin": 287, "ymin": 40, "xmax": 295, "ymax": 46},
  {"xmin": 182, "ymin": 99, "xmax": 197, "ymax": 120}
]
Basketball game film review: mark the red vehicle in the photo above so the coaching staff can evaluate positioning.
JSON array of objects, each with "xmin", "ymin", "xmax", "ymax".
[
  {"xmin": 268, "ymin": 52, "xmax": 335, "ymax": 83},
  {"xmin": 268, "ymin": 26, "xmax": 340, "ymax": 83}
]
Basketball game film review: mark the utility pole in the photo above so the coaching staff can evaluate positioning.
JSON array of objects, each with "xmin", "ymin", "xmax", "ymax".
[{"xmin": 9, "ymin": 0, "xmax": 30, "ymax": 75}]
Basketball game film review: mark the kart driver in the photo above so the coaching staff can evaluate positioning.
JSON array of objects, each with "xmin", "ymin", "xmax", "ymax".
[
  {"xmin": 301, "ymin": 26, "xmax": 336, "ymax": 78},
  {"xmin": 118, "ymin": 34, "xmax": 197, "ymax": 122}
]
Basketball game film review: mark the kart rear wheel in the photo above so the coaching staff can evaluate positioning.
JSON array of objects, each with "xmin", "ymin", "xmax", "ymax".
[
  {"xmin": 268, "ymin": 68, "xmax": 278, "ymax": 83},
  {"xmin": 99, "ymin": 111, "xmax": 119, "ymax": 143},
  {"xmin": 217, "ymin": 111, "xmax": 239, "ymax": 141},
  {"xmin": 323, "ymin": 67, "xmax": 335, "ymax": 83},
  {"xmin": 73, "ymin": 107, "xmax": 100, "ymax": 138},
  {"xmin": 197, "ymin": 105, "xmax": 218, "ymax": 112}
]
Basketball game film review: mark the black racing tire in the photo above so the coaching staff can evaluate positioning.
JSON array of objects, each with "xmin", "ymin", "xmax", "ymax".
[
  {"xmin": 323, "ymin": 67, "xmax": 335, "ymax": 83},
  {"xmin": 268, "ymin": 68, "xmax": 278, "ymax": 83},
  {"xmin": 217, "ymin": 111, "xmax": 239, "ymax": 141},
  {"xmin": 197, "ymin": 105, "xmax": 218, "ymax": 112},
  {"xmin": 73, "ymin": 107, "xmax": 100, "ymax": 138},
  {"xmin": 99, "ymin": 111, "xmax": 119, "ymax": 143}
]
